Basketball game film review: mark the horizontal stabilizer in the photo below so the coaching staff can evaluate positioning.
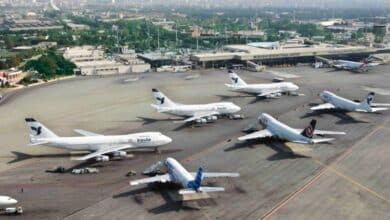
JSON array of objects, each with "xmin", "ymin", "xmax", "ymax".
[
  {"xmin": 28, "ymin": 141, "xmax": 48, "ymax": 146},
  {"xmin": 179, "ymin": 187, "xmax": 225, "ymax": 195},
  {"xmin": 371, "ymin": 103, "xmax": 390, "ymax": 107},
  {"xmin": 310, "ymin": 138, "xmax": 335, "ymax": 144},
  {"xmin": 371, "ymin": 107, "xmax": 389, "ymax": 112}
]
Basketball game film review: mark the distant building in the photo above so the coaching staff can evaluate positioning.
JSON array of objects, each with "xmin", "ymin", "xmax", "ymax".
[
  {"xmin": 64, "ymin": 46, "xmax": 149, "ymax": 75},
  {"xmin": 0, "ymin": 69, "xmax": 23, "ymax": 85},
  {"xmin": 3, "ymin": 18, "xmax": 63, "ymax": 32}
]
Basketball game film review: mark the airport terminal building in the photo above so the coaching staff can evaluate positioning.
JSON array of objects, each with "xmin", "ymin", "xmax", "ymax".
[{"xmin": 190, "ymin": 44, "xmax": 385, "ymax": 68}]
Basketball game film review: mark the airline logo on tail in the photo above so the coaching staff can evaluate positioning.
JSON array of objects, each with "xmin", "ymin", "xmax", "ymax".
[
  {"xmin": 187, "ymin": 167, "xmax": 203, "ymax": 190},
  {"xmin": 156, "ymin": 97, "xmax": 165, "ymax": 105},
  {"xmin": 367, "ymin": 92, "xmax": 375, "ymax": 105},
  {"xmin": 301, "ymin": 120, "xmax": 316, "ymax": 138},
  {"xmin": 31, "ymin": 126, "xmax": 42, "ymax": 135},
  {"xmin": 231, "ymin": 77, "xmax": 239, "ymax": 84}
]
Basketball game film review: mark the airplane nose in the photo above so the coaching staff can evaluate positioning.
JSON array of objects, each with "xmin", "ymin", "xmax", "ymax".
[
  {"xmin": 164, "ymin": 136, "xmax": 172, "ymax": 144},
  {"xmin": 234, "ymin": 105, "xmax": 241, "ymax": 112},
  {"xmin": 6, "ymin": 198, "xmax": 17, "ymax": 205}
]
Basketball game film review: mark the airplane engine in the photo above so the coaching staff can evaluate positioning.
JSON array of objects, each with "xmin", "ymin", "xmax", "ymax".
[
  {"xmin": 206, "ymin": 116, "xmax": 218, "ymax": 122},
  {"xmin": 96, "ymin": 155, "xmax": 109, "ymax": 162},
  {"xmin": 113, "ymin": 151, "xmax": 127, "ymax": 158},
  {"xmin": 195, "ymin": 118, "xmax": 207, "ymax": 124}
]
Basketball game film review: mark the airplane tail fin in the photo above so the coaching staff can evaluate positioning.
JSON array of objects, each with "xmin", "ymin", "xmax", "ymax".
[
  {"xmin": 358, "ymin": 92, "xmax": 375, "ymax": 111},
  {"xmin": 152, "ymin": 88, "xmax": 176, "ymax": 108},
  {"xmin": 25, "ymin": 118, "xmax": 58, "ymax": 143},
  {"xmin": 301, "ymin": 119, "xmax": 316, "ymax": 138},
  {"xmin": 228, "ymin": 70, "xmax": 247, "ymax": 87},
  {"xmin": 187, "ymin": 167, "xmax": 203, "ymax": 190}
]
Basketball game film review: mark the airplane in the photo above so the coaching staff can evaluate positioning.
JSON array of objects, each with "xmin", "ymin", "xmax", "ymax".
[
  {"xmin": 151, "ymin": 88, "xmax": 242, "ymax": 124},
  {"xmin": 24, "ymin": 118, "xmax": 172, "ymax": 162},
  {"xmin": 130, "ymin": 157, "xmax": 239, "ymax": 194},
  {"xmin": 315, "ymin": 56, "xmax": 380, "ymax": 72},
  {"xmin": 0, "ymin": 195, "xmax": 22, "ymax": 214},
  {"xmin": 247, "ymin": 41, "xmax": 280, "ymax": 49},
  {"xmin": 238, "ymin": 113, "xmax": 346, "ymax": 144},
  {"xmin": 311, "ymin": 91, "xmax": 390, "ymax": 113},
  {"xmin": 225, "ymin": 71, "xmax": 300, "ymax": 98}
]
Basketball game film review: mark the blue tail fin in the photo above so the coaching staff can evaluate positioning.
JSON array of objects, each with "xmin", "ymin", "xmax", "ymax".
[{"xmin": 187, "ymin": 167, "xmax": 203, "ymax": 190}]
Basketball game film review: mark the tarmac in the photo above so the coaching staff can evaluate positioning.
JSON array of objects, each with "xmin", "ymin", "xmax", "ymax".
[{"xmin": 0, "ymin": 64, "xmax": 389, "ymax": 219}]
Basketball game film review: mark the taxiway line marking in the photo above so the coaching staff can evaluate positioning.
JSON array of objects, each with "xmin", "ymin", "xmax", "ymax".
[
  {"xmin": 323, "ymin": 162, "xmax": 389, "ymax": 204},
  {"xmin": 261, "ymin": 118, "xmax": 390, "ymax": 220}
]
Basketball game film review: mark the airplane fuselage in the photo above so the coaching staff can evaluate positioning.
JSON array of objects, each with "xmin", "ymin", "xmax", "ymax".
[
  {"xmin": 260, "ymin": 113, "xmax": 312, "ymax": 143},
  {"xmin": 33, "ymin": 132, "xmax": 171, "ymax": 151},
  {"xmin": 158, "ymin": 102, "xmax": 240, "ymax": 117},
  {"xmin": 164, "ymin": 158, "xmax": 194, "ymax": 188},
  {"xmin": 228, "ymin": 82, "xmax": 298, "ymax": 95},
  {"xmin": 334, "ymin": 60, "xmax": 366, "ymax": 71},
  {"xmin": 320, "ymin": 91, "xmax": 364, "ymax": 111}
]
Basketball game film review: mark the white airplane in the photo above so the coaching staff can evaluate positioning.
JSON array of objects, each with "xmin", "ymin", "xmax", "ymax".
[
  {"xmin": 311, "ymin": 91, "xmax": 389, "ymax": 113},
  {"xmin": 130, "ymin": 157, "xmax": 239, "ymax": 194},
  {"xmin": 151, "ymin": 88, "xmax": 241, "ymax": 124},
  {"xmin": 315, "ymin": 56, "xmax": 380, "ymax": 72},
  {"xmin": 0, "ymin": 195, "xmax": 21, "ymax": 214},
  {"xmin": 25, "ymin": 118, "xmax": 172, "ymax": 162},
  {"xmin": 225, "ymin": 71, "xmax": 299, "ymax": 98},
  {"xmin": 247, "ymin": 41, "xmax": 280, "ymax": 49},
  {"xmin": 238, "ymin": 113, "xmax": 345, "ymax": 144}
]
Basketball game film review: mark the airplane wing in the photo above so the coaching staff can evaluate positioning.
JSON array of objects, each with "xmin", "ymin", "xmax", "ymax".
[
  {"xmin": 184, "ymin": 111, "xmax": 219, "ymax": 122},
  {"xmin": 367, "ymin": 63, "xmax": 381, "ymax": 67},
  {"xmin": 190, "ymin": 172, "xmax": 240, "ymax": 178},
  {"xmin": 73, "ymin": 144, "xmax": 133, "ymax": 161},
  {"xmin": 74, "ymin": 129, "xmax": 103, "ymax": 136},
  {"xmin": 293, "ymin": 128, "xmax": 346, "ymax": 136},
  {"xmin": 179, "ymin": 187, "xmax": 225, "ymax": 195},
  {"xmin": 257, "ymin": 90, "xmax": 282, "ymax": 97},
  {"xmin": 130, "ymin": 174, "xmax": 171, "ymax": 186},
  {"xmin": 310, "ymin": 103, "xmax": 336, "ymax": 111},
  {"xmin": 238, "ymin": 129, "xmax": 273, "ymax": 141},
  {"xmin": 315, "ymin": 56, "xmax": 333, "ymax": 65},
  {"xmin": 371, "ymin": 103, "xmax": 390, "ymax": 107}
]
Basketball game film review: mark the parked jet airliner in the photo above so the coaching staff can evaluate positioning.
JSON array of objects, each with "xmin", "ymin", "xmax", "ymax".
[
  {"xmin": 238, "ymin": 113, "xmax": 345, "ymax": 144},
  {"xmin": 315, "ymin": 56, "xmax": 380, "ymax": 72},
  {"xmin": 25, "ymin": 118, "xmax": 172, "ymax": 161},
  {"xmin": 130, "ymin": 157, "xmax": 239, "ymax": 194},
  {"xmin": 151, "ymin": 88, "xmax": 241, "ymax": 123},
  {"xmin": 311, "ymin": 91, "xmax": 389, "ymax": 113},
  {"xmin": 225, "ymin": 71, "xmax": 299, "ymax": 98}
]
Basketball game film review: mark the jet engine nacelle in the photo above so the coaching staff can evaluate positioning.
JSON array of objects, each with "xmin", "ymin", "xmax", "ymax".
[
  {"xmin": 96, "ymin": 155, "xmax": 109, "ymax": 162},
  {"xmin": 113, "ymin": 151, "xmax": 127, "ymax": 158},
  {"xmin": 206, "ymin": 115, "xmax": 218, "ymax": 122},
  {"xmin": 195, "ymin": 118, "xmax": 207, "ymax": 124},
  {"xmin": 267, "ymin": 93, "xmax": 282, "ymax": 99}
]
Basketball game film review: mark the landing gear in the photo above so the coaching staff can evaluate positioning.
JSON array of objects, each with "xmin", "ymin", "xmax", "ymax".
[{"xmin": 155, "ymin": 147, "xmax": 161, "ymax": 154}]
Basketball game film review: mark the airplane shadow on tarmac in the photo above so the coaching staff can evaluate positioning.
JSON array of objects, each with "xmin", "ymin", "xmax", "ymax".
[
  {"xmin": 135, "ymin": 117, "xmax": 195, "ymax": 131},
  {"xmin": 216, "ymin": 94, "xmax": 272, "ymax": 105},
  {"xmin": 224, "ymin": 139, "xmax": 310, "ymax": 161},
  {"xmin": 8, "ymin": 149, "xmax": 182, "ymax": 170},
  {"xmin": 113, "ymin": 183, "xmax": 208, "ymax": 214},
  {"xmin": 300, "ymin": 106, "xmax": 370, "ymax": 125}
]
